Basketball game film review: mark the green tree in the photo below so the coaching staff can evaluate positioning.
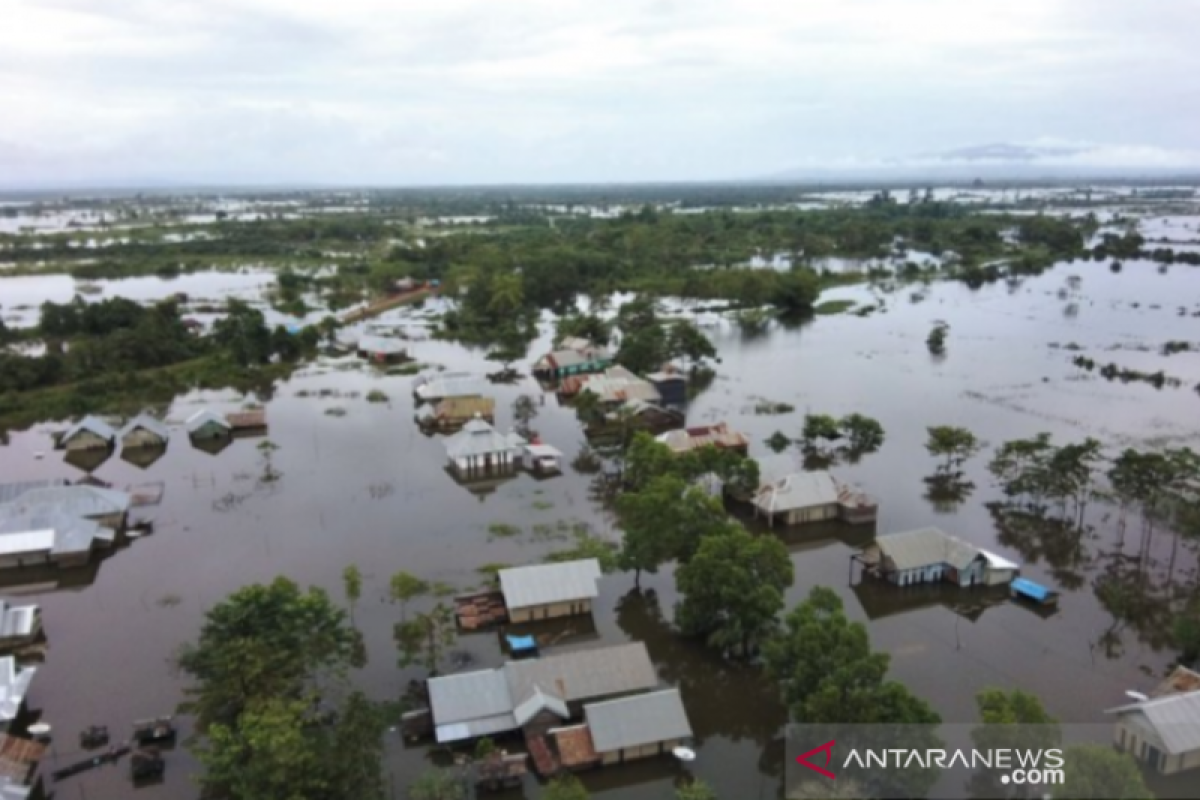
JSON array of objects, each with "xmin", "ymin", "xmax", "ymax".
[
  {"xmin": 616, "ymin": 475, "xmax": 693, "ymax": 586},
  {"xmin": 543, "ymin": 773, "xmax": 590, "ymax": 800},
  {"xmin": 342, "ymin": 564, "xmax": 362, "ymax": 625},
  {"xmin": 927, "ymin": 322, "xmax": 948, "ymax": 355},
  {"xmin": 213, "ymin": 298, "xmax": 273, "ymax": 366},
  {"xmin": 925, "ymin": 426, "xmax": 982, "ymax": 472},
  {"xmin": 801, "ymin": 413, "xmax": 842, "ymax": 451},
  {"xmin": 555, "ymin": 313, "xmax": 612, "ymax": 346},
  {"xmin": 676, "ymin": 526, "xmax": 793, "ymax": 657},
  {"xmin": 771, "ymin": 268, "xmax": 820, "ymax": 313},
  {"xmin": 1058, "ymin": 745, "xmax": 1153, "ymax": 799},
  {"xmin": 408, "ymin": 767, "xmax": 465, "ymax": 800},
  {"xmin": 394, "ymin": 602, "xmax": 456, "ymax": 675},
  {"xmin": 389, "ymin": 571, "xmax": 429, "ymax": 622},
  {"xmin": 668, "ymin": 320, "xmax": 718, "ymax": 368},
  {"xmin": 676, "ymin": 779, "xmax": 718, "ymax": 800},
  {"xmin": 968, "ymin": 688, "xmax": 1060, "ymax": 799},
  {"xmin": 512, "ymin": 394, "xmax": 538, "ymax": 437},
  {"xmin": 839, "ymin": 413, "xmax": 885, "ymax": 456}
]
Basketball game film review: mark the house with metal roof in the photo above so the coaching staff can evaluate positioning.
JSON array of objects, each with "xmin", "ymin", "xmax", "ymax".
[
  {"xmin": 0, "ymin": 658, "xmax": 35, "ymax": 730},
  {"xmin": 417, "ymin": 396, "xmax": 495, "ymax": 431},
  {"xmin": 522, "ymin": 443, "xmax": 564, "ymax": 475},
  {"xmin": 0, "ymin": 481, "xmax": 68, "ymax": 507},
  {"xmin": 854, "ymin": 527, "xmax": 1016, "ymax": 588},
  {"xmin": 414, "ymin": 372, "xmax": 488, "ymax": 403},
  {"xmin": 185, "ymin": 410, "xmax": 232, "ymax": 440},
  {"xmin": 533, "ymin": 339, "xmax": 613, "ymax": 380},
  {"xmin": 118, "ymin": 414, "xmax": 171, "ymax": 450},
  {"xmin": 356, "ymin": 334, "xmax": 408, "ymax": 363},
  {"xmin": 560, "ymin": 366, "xmax": 661, "ymax": 405},
  {"xmin": 443, "ymin": 417, "xmax": 525, "ymax": 475},
  {"xmin": 0, "ymin": 732, "xmax": 47, "ymax": 799},
  {"xmin": 0, "ymin": 512, "xmax": 115, "ymax": 568},
  {"xmin": 584, "ymin": 688, "xmax": 692, "ymax": 765},
  {"xmin": 753, "ymin": 470, "xmax": 879, "ymax": 527},
  {"xmin": 58, "ymin": 416, "xmax": 116, "ymax": 451},
  {"xmin": 1107, "ymin": 688, "xmax": 1200, "ymax": 775},
  {"xmin": 1, "ymin": 485, "xmax": 130, "ymax": 529},
  {"xmin": 426, "ymin": 642, "xmax": 658, "ymax": 744},
  {"xmin": 498, "ymin": 559, "xmax": 601, "ymax": 623},
  {"xmin": 656, "ymin": 422, "xmax": 749, "ymax": 455},
  {"xmin": 0, "ymin": 601, "xmax": 40, "ymax": 652}
]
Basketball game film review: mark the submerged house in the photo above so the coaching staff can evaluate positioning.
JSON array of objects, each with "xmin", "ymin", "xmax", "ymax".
[
  {"xmin": 58, "ymin": 416, "xmax": 116, "ymax": 452},
  {"xmin": 499, "ymin": 559, "xmax": 602, "ymax": 623},
  {"xmin": 185, "ymin": 410, "xmax": 232, "ymax": 441},
  {"xmin": 656, "ymin": 422, "xmax": 749, "ymax": 455},
  {"xmin": 0, "ymin": 601, "xmax": 40, "ymax": 652},
  {"xmin": 753, "ymin": 471, "xmax": 879, "ymax": 527},
  {"xmin": 426, "ymin": 642, "xmax": 659, "ymax": 743},
  {"xmin": 0, "ymin": 657, "xmax": 36, "ymax": 730},
  {"xmin": 417, "ymin": 396, "xmax": 495, "ymax": 430},
  {"xmin": 443, "ymin": 418, "xmax": 525, "ymax": 475},
  {"xmin": 1107, "ymin": 674, "xmax": 1200, "ymax": 775},
  {"xmin": 522, "ymin": 443, "xmax": 564, "ymax": 475},
  {"xmin": 646, "ymin": 370, "xmax": 688, "ymax": 407},
  {"xmin": 414, "ymin": 372, "xmax": 488, "ymax": 404},
  {"xmin": 0, "ymin": 732, "xmax": 47, "ymax": 799},
  {"xmin": 854, "ymin": 527, "xmax": 1018, "ymax": 588},
  {"xmin": 0, "ymin": 485, "xmax": 131, "ymax": 569},
  {"xmin": 584, "ymin": 688, "xmax": 692, "ymax": 765},
  {"xmin": 118, "ymin": 414, "xmax": 170, "ymax": 450},
  {"xmin": 560, "ymin": 366, "xmax": 661, "ymax": 406},
  {"xmin": 1, "ymin": 485, "xmax": 130, "ymax": 530},
  {"xmin": 356, "ymin": 334, "xmax": 408, "ymax": 363},
  {"xmin": 533, "ymin": 339, "xmax": 613, "ymax": 380}
]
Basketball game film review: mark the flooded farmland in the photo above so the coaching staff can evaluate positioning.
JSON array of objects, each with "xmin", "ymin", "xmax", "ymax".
[{"xmin": 2, "ymin": 212, "xmax": 1200, "ymax": 799}]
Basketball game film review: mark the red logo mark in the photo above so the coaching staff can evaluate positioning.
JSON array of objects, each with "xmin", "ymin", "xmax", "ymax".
[{"xmin": 796, "ymin": 740, "xmax": 837, "ymax": 779}]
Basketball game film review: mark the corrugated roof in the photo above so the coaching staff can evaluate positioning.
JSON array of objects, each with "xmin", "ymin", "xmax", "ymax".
[
  {"xmin": 435, "ymin": 396, "xmax": 495, "ymax": 419},
  {"xmin": 1011, "ymin": 577, "xmax": 1054, "ymax": 601},
  {"xmin": 0, "ymin": 480, "xmax": 69, "ymax": 506},
  {"xmin": 0, "ymin": 530, "xmax": 55, "ymax": 558},
  {"xmin": 357, "ymin": 334, "xmax": 407, "ymax": 355},
  {"xmin": 1, "ymin": 485, "xmax": 130, "ymax": 517},
  {"xmin": 754, "ymin": 471, "xmax": 840, "ymax": 514},
  {"xmin": 574, "ymin": 367, "xmax": 661, "ymax": 405},
  {"xmin": 872, "ymin": 527, "xmax": 982, "ymax": 571},
  {"xmin": 416, "ymin": 375, "xmax": 488, "ymax": 401},
  {"xmin": 444, "ymin": 418, "xmax": 525, "ymax": 460},
  {"xmin": 505, "ymin": 642, "xmax": 657, "ymax": 705},
  {"xmin": 657, "ymin": 423, "xmax": 748, "ymax": 454},
  {"xmin": 513, "ymin": 685, "xmax": 569, "ymax": 726},
  {"xmin": 119, "ymin": 413, "xmax": 171, "ymax": 442},
  {"xmin": 0, "ymin": 658, "xmax": 35, "ymax": 722},
  {"xmin": 435, "ymin": 714, "xmax": 515, "ymax": 744},
  {"xmin": 61, "ymin": 415, "xmax": 116, "ymax": 444},
  {"xmin": 981, "ymin": 549, "xmax": 1020, "ymax": 571},
  {"xmin": 1107, "ymin": 691, "xmax": 1200, "ymax": 755},
  {"xmin": 185, "ymin": 409, "xmax": 231, "ymax": 434},
  {"xmin": 0, "ymin": 510, "xmax": 111, "ymax": 557},
  {"xmin": 428, "ymin": 669, "xmax": 513, "ymax": 726},
  {"xmin": 499, "ymin": 559, "xmax": 601, "ymax": 611},
  {"xmin": 525, "ymin": 444, "xmax": 564, "ymax": 458},
  {"xmin": 585, "ymin": 688, "xmax": 692, "ymax": 753}
]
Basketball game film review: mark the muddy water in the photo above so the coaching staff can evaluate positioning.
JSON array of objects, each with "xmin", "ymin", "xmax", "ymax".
[{"xmin": 1, "ymin": 253, "xmax": 1200, "ymax": 798}]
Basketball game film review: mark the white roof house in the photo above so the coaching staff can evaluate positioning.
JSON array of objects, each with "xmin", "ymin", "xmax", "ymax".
[
  {"xmin": 0, "ymin": 512, "xmax": 113, "ymax": 558},
  {"xmin": 415, "ymin": 373, "xmax": 487, "ymax": 402},
  {"xmin": 185, "ymin": 409, "xmax": 231, "ymax": 435},
  {"xmin": 1107, "ymin": 691, "xmax": 1200, "ymax": 755},
  {"xmin": 0, "ymin": 486, "xmax": 130, "ymax": 519},
  {"xmin": 118, "ymin": 413, "xmax": 171, "ymax": 443},
  {"xmin": 754, "ymin": 471, "xmax": 841, "ymax": 516},
  {"xmin": 0, "ymin": 657, "xmax": 35, "ymax": 724},
  {"xmin": 444, "ymin": 418, "xmax": 525, "ymax": 462},
  {"xmin": 357, "ymin": 334, "xmax": 408, "ymax": 356},
  {"xmin": 61, "ymin": 415, "xmax": 116, "ymax": 443},
  {"xmin": 0, "ymin": 601, "xmax": 39, "ymax": 642},
  {"xmin": 499, "ymin": 559, "xmax": 602, "ymax": 611}
]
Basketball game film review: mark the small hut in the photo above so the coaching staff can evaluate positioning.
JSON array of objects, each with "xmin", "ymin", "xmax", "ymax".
[
  {"xmin": 59, "ymin": 416, "xmax": 116, "ymax": 452},
  {"xmin": 0, "ymin": 600, "xmax": 41, "ymax": 652},
  {"xmin": 186, "ymin": 410, "xmax": 231, "ymax": 441},
  {"xmin": 226, "ymin": 410, "xmax": 267, "ymax": 436}
]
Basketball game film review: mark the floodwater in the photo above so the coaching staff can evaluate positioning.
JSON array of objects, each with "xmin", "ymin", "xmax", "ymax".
[{"xmin": 1, "ymin": 232, "xmax": 1200, "ymax": 797}]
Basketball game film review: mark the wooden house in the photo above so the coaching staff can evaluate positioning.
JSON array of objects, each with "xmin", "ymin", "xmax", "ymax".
[
  {"xmin": 59, "ymin": 416, "xmax": 116, "ymax": 452},
  {"xmin": 417, "ymin": 396, "xmax": 495, "ymax": 431},
  {"xmin": 498, "ymin": 559, "xmax": 601, "ymax": 624},
  {"xmin": 646, "ymin": 370, "xmax": 688, "ymax": 406},
  {"xmin": 226, "ymin": 410, "xmax": 267, "ymax": 435},
  {"xmin": 584, "ymin": 689, "xmax": 692, "ymax": 765},
  {"xmin": 0, "ymin": 733, "xmax": 46, "ymax": 796},
  {"xmin": 119, "ymin": 414, "xmax": 170, "ymax": 450},
  {"xmin": 854, "ymin": 527, "xmax": 1017, "ymax": 588}
]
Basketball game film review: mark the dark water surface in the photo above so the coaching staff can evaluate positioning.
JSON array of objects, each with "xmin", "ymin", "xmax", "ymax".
[{"xmin": 2, "ymin": 253, "xmax": 1200, "ymax": 799}]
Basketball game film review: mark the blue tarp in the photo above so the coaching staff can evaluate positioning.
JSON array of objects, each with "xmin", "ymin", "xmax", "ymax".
[
  {"xmin": 1011, "ymin": 577, "xmax": 1055, "ymax": 603},
  {"xmin": 506, "ymin": 634, "xmax": 537, "ymax": 652}
]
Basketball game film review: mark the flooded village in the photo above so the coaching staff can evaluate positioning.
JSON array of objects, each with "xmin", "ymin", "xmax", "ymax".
[{"xmin": 1, "ymin": 183, "xmax": 1199, "ymax": 799}]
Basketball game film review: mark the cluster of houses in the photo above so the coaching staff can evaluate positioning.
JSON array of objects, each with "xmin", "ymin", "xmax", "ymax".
[
  {"xmin": 54, "ymin": 409, "xmax": 266, "ymax": 468},
  {"xmin": 407, "ymin": 559, "xmax": 693, "ymax": 785}
]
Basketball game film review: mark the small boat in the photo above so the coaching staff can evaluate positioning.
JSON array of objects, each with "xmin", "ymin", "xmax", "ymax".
[
  {"xmin": 673, "ymin": 746, "xmax": 697, "ymax": 762},
  {"xmin": 27, "ymin": 722, "xmax": 51, "ymax": 738},
  {"xmin": 1010, "ymin": 577, "xmax": 1059, "ymax": 607}
]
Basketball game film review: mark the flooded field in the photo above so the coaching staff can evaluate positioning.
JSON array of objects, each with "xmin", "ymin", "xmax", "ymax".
[{"xmin": 1, "ymin": 214, "xmax": 1199, "ymax": 798}]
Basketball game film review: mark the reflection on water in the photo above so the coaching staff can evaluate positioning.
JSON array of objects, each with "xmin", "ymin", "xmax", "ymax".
[{"xmin": 0, "ymin": 239, "xmax": 1199, "ymax": 796}]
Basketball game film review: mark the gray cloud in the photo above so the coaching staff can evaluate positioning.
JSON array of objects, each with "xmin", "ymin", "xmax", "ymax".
[{"xmin": 2, "ymin": 0, "xmax": 1198, "ymax": 185}]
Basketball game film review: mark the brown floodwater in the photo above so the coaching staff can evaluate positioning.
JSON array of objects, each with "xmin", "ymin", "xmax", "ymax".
[{"xmin": 2, "ymin": 247, "xmax": 1200, "ymax": 799}]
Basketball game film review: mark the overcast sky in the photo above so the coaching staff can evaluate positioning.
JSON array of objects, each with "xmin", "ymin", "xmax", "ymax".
[{"xmin": 3, "ymin": 0, "xmax": 1199, "ymax": 185}]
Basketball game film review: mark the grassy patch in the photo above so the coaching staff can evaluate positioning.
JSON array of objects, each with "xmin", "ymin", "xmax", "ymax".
[
  {"xmin": 366, "ymin": 389, "xmax": 390, "ymax": 403},
  {"xmin": 531, "ymin": 500, "xmax": 555, "ymax": 511},
  {"xmin": 815, "ymin": 299, "xmax": 857, "ymax": 315},
  {"xmin": 487, "ymin": 522, "xmax": 523, "ymax": 539}
]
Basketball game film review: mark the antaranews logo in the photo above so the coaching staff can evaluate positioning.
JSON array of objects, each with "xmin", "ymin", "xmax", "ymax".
[{"xmin": 786, "ymin": 724, "xmax": 1075, "ymax": 800}]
